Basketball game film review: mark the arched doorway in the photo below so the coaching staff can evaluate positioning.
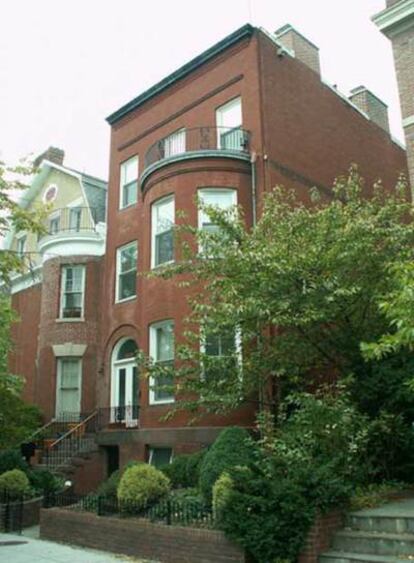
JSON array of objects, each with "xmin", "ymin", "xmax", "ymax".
[{"xmin": 111, "ymin": 338, "xmax": 139, "ymax": 425}]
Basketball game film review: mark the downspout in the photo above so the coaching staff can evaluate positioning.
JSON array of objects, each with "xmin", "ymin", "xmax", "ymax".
[{"xmin": 250, "ymin": 151, "xmax": 257, "ymax": 227}]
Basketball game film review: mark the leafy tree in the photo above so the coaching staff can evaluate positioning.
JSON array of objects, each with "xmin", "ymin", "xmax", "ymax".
[
  {"xmin": 140, "ymin": 167, "xmax": 414, "ymax": 418},
  {"xmin": 0, "ymin": 157, "xmax": 46, "ymax": 446}
]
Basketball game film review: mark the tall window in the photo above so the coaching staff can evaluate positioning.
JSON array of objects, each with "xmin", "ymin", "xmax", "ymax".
[
  {"xmin": 120, "ymin": 156, "xmax": 138, "ymax": 209},
  {"xmin": 49, "ymin": 215, "xmax": 60, "ymax": 234},
  {"xmin": 151, "ymin": 196, "xmax": 174, "ymax": 268},
  {"xmin": 116, "ymin": 242, "xmax": 138, "ymax": 302},
  {"xmin": 163, "ymin": 129, "xmax": 186, "ymax": 158},
  {"xmin": 69, "ymin": 207, "xmax": 82, "ymax": 231},
  {"xmin": 16, "ymin": 235, "xmax": 26, "ymax": 258},
  {"xmin": 216, "ymin": 97, "xmax": 243, "ymax": 150},
  {"xmin": 149, "ymin": 320, "xmax": 174, "ymax": 404},
  {"xmin": 60, "ymin": 265, "xmax": 85, "ymax": 319},
  {"xmin": 202, "ymin": 328, "xmax": 239, "ymax": 382},
  {"xmin": 198, "ymin": 189, "xmax": 237, "ymax": 235},
  {"xmin": 56, "ymin": 358, "xmax": 82, "ymax": 419}
]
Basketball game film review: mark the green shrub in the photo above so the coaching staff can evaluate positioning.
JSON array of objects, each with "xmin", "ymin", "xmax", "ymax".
[
  {"xmin": 161, "ymin": 450, "xmax": 206, "ymax": 488},
  {"xmin": 349, "ymin": 482, "xmax": 406, "ymax": 511},
  {"xmin": 365, "ymin": 411, "xmax": 414, "ymax": 482},
  {"xmin": 28, "ymin": 469, "xmax": 64, "ymax": 494},
  {"xmin": 199, "ymin": 427, "xmax": 252, "ymax": 501},
  {"xmin": 212, "ymin": 472, "xmax": 233, "ymax": 523},
  {"xmin": 96, "ymin": 461, "xmax": 141, "ymax": 500},
  {"xmin": 0, "ymin": 449, "xmax": 28, "ymax": 474},
  {"xmin": 0, "ymin": 469, "xmax": 31, "ymax": 498},
  {"xmin": 117, "ymin": 464, "xmax": 170, "ymax": 508}
]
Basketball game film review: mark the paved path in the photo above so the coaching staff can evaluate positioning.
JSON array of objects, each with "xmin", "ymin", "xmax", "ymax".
[{"xmin": 0, "ymin": 530, "xmax": 150, "ymax": 562}]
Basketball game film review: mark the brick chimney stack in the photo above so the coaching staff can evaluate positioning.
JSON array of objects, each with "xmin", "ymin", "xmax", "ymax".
[
  {"xmin": 274, "ymin": 24, "xmax": 321, "ymax": 75},
  {"xmin": 33, "ymin": 146, "xmax": 65, "ymax": 168},
  {"xmin": 349, "ymin": 86, "xmax": 390, "ymax": 134}
]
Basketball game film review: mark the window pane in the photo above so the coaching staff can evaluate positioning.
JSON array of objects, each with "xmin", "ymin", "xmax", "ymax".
[
  {"xmin": 155, "ymin": 230, "xmax": 173, "ymax": 265},
  {"xmin": 117, "ymin": 243, "xmax": 137, "ymax": 301},
  {"xmin": 156, "ymin": 324, "xmax": 174, "ymax": 362},
  {"xmin": 69, "ymin": 208, "xmax": 82, "ymax": 231},
  {"xmin": 120, "ymin": 156, "xmax": 138, "ymax": 208},
  {"xmin": 217, "ymin": 98, "xmax": 242, "ymax": 128},
  {"xmin": 123, "ymin": 181, "xmax": 137, "ymax": 207},
  {"xmin": 150, "ymin": 447, "xmax": 172, "ymax": 468},
  {"xmin": 118, "ymin": 368, "xmax": 126, "ymax": 408},
  {"xmin": 155, "ymin": 199, "xmax": 174, "ymax": 234},
  {"xmin": 119, "ymin": 270, "xmax": 136, "ymax": 300},
  {"xmin": 120, "ymin": 245, "xmax": 137, "ymax": 273},
  {"xmin": 61, "ymin": 360, "xmax": 80, "ymax": 388},
  {"xmin": 117, "ymin": 339, "xmax": 138, "ymax": 360}
]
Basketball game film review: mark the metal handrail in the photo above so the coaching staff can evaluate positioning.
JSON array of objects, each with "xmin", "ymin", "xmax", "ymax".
[
  {"xmin": 39, "ymin": 206, "xmax": 106, "ymax": 240},
  {"xmin": 144, "ymin": 126, "xmax": 250, "ymax": 170},
  {"xmin": 27, "ymin": 417, "xmax": 57, "ymax": 442},
  {"xmin": 49, "ymin": 410, "xmax": 98, "ymax": 449}
]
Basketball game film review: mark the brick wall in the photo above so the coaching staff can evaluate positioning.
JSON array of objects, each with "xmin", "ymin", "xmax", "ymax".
[
  {"xmin": 298, "ymin": 510, "xmax": 344, "ymax": 563},
  {"xmin": 40, "ymin": 508, "xmax": 249, "ymax": 563}
]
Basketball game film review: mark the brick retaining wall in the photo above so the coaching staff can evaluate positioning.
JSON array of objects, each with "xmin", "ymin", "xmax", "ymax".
[
  {"xmin": 40, "ymin": 508, "xmax": 248, "ymax": 563},
  {"xmin": 298, "ymin": 510, "xmax": 344, "ymax": 563}
]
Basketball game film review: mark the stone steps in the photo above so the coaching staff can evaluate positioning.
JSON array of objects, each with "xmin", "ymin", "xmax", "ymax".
[{"xmin": 319, "ymin": 498, "xmax": 414, "ymax": 563}]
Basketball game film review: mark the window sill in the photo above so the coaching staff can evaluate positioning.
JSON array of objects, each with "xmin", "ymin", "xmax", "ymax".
[
  {"xmin": 151, "ymin": 260, "xmax": 175, "ymax": 271},
  {"xmin": 56, "ymin": 318, "xmax": 85, "ymax": 323},
  {"xmin": 149, "ymin": 399, "xmax": 175, "ymax": 406},
  {"xmin": 115, "ymin": 295, "xmax": 137, "ymax": 305},
  {"xmin": 119, "ymin": 202, "xmax": 137, "ymax": 211}
]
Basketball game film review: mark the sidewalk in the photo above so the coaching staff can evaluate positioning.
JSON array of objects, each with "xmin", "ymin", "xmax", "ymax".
[{"xmin": 0, "ymin": 529, "xmax": 152, "ymax": 562}]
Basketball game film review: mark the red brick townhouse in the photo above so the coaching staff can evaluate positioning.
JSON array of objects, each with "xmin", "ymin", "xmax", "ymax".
[{"xmin": 8, "ymin": 23, "xmax": 408, "ymax": 484}]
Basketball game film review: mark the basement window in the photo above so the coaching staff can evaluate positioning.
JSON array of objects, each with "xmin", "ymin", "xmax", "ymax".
[{"xmin": 149, "ymin": 447, "xmax": 172, "ymax": 468}]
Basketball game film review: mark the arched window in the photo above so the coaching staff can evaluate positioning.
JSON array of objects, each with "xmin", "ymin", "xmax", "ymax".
[
  {"xmin": 117, "ymin": 339, "xmax": 138, "ymax": 361},
  {"xmin": 111, "ymin": 338, "xmax": 139, "ymax": 425}
]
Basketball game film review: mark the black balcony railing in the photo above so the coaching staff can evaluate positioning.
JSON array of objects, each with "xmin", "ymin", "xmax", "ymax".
[
  {"xmin": 144, "ymin": 126, "xmax": 250, "ymax": 170},
  {"xmin": 40, "ymin": 206, "xmax": 105, "ymax": 240},
  {"xmin": 97, "ymin": 405, "xmax": 140, "ymax": 429}
]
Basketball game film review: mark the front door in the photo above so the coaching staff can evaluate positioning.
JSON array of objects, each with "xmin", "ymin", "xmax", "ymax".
[{"xmin": 112, "ymin": 362, "xmax": 138, "ymax": 425}]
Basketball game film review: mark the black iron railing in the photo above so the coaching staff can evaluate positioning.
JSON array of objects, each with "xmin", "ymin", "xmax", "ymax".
[
  {"xmin": 42, "ymin": 491, "xmax": 214, "ymax": 528},
  {"xmin": 144, "ymin": 126, "xmax": 250, "ymax": 170},
  {"xmin": 40, "ymin": 206, "xmax": 105, "ymax": 240},
  {"xmin": 97, "ymin": 406, "xmax": 140, "ymax": 429}
]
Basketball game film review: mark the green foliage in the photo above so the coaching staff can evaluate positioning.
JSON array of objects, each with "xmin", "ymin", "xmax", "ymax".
[
  {"xmin": 215, "ymin": 393, "xmax": 371, "ymax": 562},
  {"xmin": 27, "ymin": 468, "xmax": 64, "ymax": 494},
  {"xmin": 365, "ymin": 412, "xmax": 414, "ymax": 482},
  {"xmin": 140, "ymin": 168, "xmax": 414, "ymax": 417},
  {"xmin": 161, "ymin": 449, "xmax": 206, "ymax": 488},
  {"xmin": 199, "ymin": 427, "xmax": 251, "ymax": 502},
  {"xmin": 349, "ymin": 482, "xmax": 406, "ymax": 511},
  {"xmin": 117, "ymin": 463, "xmax": 170, "ymax": 508},
  {"xmin": 0, "ymin": 469, "xmax": 30, "ymax": 498},
  {"xmin": 0, "ymin": 449, "xmax": 28, "ymax": 474},
  {"xmin": 96, "ymin": 469, "xmax": 121, "ymax": 500}
]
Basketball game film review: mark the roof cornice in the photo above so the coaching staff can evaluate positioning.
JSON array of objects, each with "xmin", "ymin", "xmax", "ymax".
[
  {"xmin": 372, "ymin": 0, "xmax": 414, "ymax": 37},
  {"xmin": 106, "ymin": 24, "xmax": 255, "ymax": 125}
]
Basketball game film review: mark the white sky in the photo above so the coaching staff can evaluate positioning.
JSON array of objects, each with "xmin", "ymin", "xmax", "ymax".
[{"xmin": 0, "ymin": 0, "xmax": 402, "ymax": 180}]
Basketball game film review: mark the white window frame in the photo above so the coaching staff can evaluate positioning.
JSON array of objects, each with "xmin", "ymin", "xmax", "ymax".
[
  {"xmin": 115, "ymin": 241, "xmax": 138, "ymax": 303},
  {"xmin": 49, "ymin": 212, "xmax": 60, "ymax": 235},
  {"xmin": 151, "ymin": 195, "xmax": 175, "ymax": 269},
  {"xmin": 197, "ymin": 188, "xmax": 237, "ymax": 254},
  {"xmin": 56, "ymin": 357, "xmax": 82, "ymax": 420},
  {"xmin": 216, "ymin": 97, "xmax": 242, "ymax": 149},
  {"xmin": 200, "ymin": 326, "xmax": 242, "ymax": 381},
  {"xmin": 59, "ymin": 265, "xmax": 86, "ymax": 320},
  {"xmin": 149, "ymin": 319, "xmax": 175, "ymax": 405},
  {"xmin": 119, "ymin": 155, "xmax": 139, "ymax": 210}
]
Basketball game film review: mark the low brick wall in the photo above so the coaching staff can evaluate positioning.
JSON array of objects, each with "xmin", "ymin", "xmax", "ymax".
[
  {"xmin": 298, "ymin": 510, "xmax": 344, "ymax": 563},
  {"xmin": 0, "ymin": 496, "xmax": 42, "ymax": 532},
  {"xmin": 40, "ymin": 508, "xmax": 248, "ymax": 563}
]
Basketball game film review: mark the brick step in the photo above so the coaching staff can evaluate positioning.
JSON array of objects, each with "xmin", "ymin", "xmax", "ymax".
[
  {"xmin": 347, "ymin": 513, "xmax": 414, "ymax": 534},
  {"xmin": 332, "ymin": 530, "xmax": 414, "ymax": 556},
  {"xmin": 319, "ymin": 550, "xmax": 411, "ymax": 563}
]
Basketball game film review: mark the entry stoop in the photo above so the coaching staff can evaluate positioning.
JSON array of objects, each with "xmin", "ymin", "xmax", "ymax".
[{"xmin": 320, "ymin": 498, "xmax": 414, "ymax": 563}]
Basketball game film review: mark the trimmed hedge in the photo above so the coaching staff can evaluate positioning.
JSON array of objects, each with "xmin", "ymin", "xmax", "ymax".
[
  {"xmin": 161, "ymin": 449, "xmax": 206, "ymax": 488},
  {"xmin": 0, "ymin": 469, "xmax": 30, "ymax": 498},
  {"xmin": 199, "ymin": 427, "xmax": 251, "ymax": 502},
  {"xmin": 117, "ymin": 464, "xmax": 170, "ymax": 507}
]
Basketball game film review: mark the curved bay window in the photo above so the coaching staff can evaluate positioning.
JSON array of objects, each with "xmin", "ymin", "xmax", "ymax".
[{"xmin": 111, "ymin": 338, "xmax": 139, "ymax": 425}]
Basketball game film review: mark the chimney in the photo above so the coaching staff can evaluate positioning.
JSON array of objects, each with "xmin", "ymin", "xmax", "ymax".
[
  {"xmin": 349, "ymin": 86, "xmax": 390, "ymax": 133},
  {"xmin": 274, "ymin": 24, "xmax": 321, "ymax": 75},
  {"xmin": 386, "ymin": 0, "xmax": 402, "ymax": 7},
  {"xmin": 33, "ymin": 146, "xmax": 65, "ymax": 168}
]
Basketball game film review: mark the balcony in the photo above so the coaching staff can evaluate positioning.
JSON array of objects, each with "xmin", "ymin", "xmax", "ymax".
[
  {"xmin": 38, "ymin": 207, "xmax": 106, "ymax": 260},
  {"xmin": 141, "ymin": 126, "xmax": 251, "ymax": 186}
]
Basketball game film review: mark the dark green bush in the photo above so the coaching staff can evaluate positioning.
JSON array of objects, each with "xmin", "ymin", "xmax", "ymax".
[
  {"xmin": 28, "ymin": 468, "xmax": 64, "ymax": 494},
  {"xmin": 117, "ymin": 464, "xmax": 170, "ymax": 508},
  {"xmin": 161, "ymin": 449, "xmax": 206, "ymax": 488},
  {"xmin": 199, "ymin": 427, "xmax": 252, "ymax": 502},
  {"xmin": 96, "ymin": 469, "xmax": 121, "ymax": 499},
  {"xmin": 0, "ymin": 449, "xmax": 28, "ymax": 474}
]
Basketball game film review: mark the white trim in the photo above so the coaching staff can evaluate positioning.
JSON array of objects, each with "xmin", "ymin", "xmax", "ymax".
[
  {"xmin": 56, "ymin": 357, "xmax": 82, "ymax": 419},
  {"xmin": 38, "ymin": 231, "xmax": 106, "ymax": 261},
  {"xmin": 53, "ymin": 343, "xmax": 87, "ymax": 357},
  {"xmin": 67, "ymin": 197, "xmax": 84, "ymax": 208},
  {"xmin": 403, "ymin": 115, "xmax": 414, "ymax": 128},
  {"xmin": 9, "ymin": 266, "xmax": 42, "ymax": 294},
  {"xmin": 216, "ymin": 97, "xmax": 242, "ymax": 149},
  {"xmin": 110, "ymin": 338, "xmax": 139, "ymax": 425},
  {"xmin": 148, "ymin": 447, "xmax": 173, "ymax": 466},
  {"xmin": 151, "ymin": 195, "xmax": 175, "ymax": 269},
  {"xmin": 115, "ymin": 241, "xmax": 138, "ymax": 303},
  {"xmin": 59, "ymin": 264, "xmax": 86, "ymax": 320},
  {"xmin": 149, "ymin": 319, "xmax": 175, "ymax": 405}
]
